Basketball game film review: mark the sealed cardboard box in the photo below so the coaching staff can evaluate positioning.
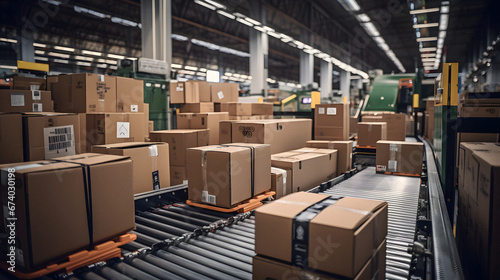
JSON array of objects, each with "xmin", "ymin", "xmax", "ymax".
[
  {"xmin": 86, "ymin": 113, "xmax": 146, "ymax": 151},
  {"xmin": 149, "ymin": 129, "xmax": 209, "ymax": 166},
  {"xmin": 293, "ymin": 147, "xmax": 338, "ymax": 178},
  {"xmin": 376, "ymin": 140, "xmax": 423, "ymax": 176},
  {"xmin": 271, "ymin": 151, "xmax": 336, "ymax": 192},
  {"xmin": 460, "ymin": 92, "xmax": 500, "ymax": 105},
  {"xmin": 46, "ymin": 75, "xmax": 58, "ymax": 92},
  {"xmin": 229, "ymin": 115, "xmax": 265, "ymax": 120},
  {"xmin": 219, "ymin": 120, "xmax": 237, "ymax": 144},
  {"xmin": 177, "ymin": 112, "xmax": 229, "ymax": 145},
  {"xmin": 194, "ymin": 81, "xmax": 211, "ymax": 102},
  {"xmin": 116, "ymin": 77, "xmax": 144, "ymax": 113},
  {"xmin": 362, "ymin": 113, "xmax": 406, "ymax": 141},
  {"xmin": 252, "ymin": 102, "xmax": 273, "ymax": 115},
  {"xmin": 180, "ymin": 102, "xmax": 214, "ymax": 113},
  {"xmin": 357, "ymin": 122, "xmax": 387, "ymax": 147},
  {"xmin": 78, "ymin": 113, "xmax": 87, "ymax": 153},
  {"xmin": 255, "ymin": 192, "xmax": 388, "ymax": 278},
  {"xmin": 271, "ymin": 167, "xmax": 291, "ymax": 199},
  {"xmin": 177, "ymin": 113, "xmax": 192, "ymax": 128},
  {"xmin": 230, "ymin": 119, "xmax": 312, "ymax": 154},
  {"xmin": 220, "ymin": 102, "xmax": 252, "ymax": 116},
  {"xmin": 184, "ymin": 81, "xmax": 200, "ymax": 103},
  {"xmin": 91, "ymin": 142, "xmax": 170, "ymax": 194},
  {"xmin": 0, "ymin": 89, "xmax": 52, "ymax": 112},
  {"xmin": 210, "ymin": 83, "xmax": 238, "ymax": 102},
  {"xmin": 0, "ymin": 113, "xmax": 24, "ymax": 163},
  {"xmin": 314, "ymin": 103, "xmax": 350, "ymax": 141},
  {"xmin": 350, "ymin": 116, "xmax": 358, "ymax": 135},
  {"xmin": 253, "ymin": 240, "xmax": 386, "ymax": 280},
  {"xmin": 13, "ymin": 76, "xmax": 46, "ymax": 90},
  {"xmin": 307, "ymin": 140, "xmax": 353, "ymax": 174},
  {"xmin": 52, "ymin": 73, "xmax": 116, "ymax": 113},
  {"xmin": 170, "ymin": 165, "xmax": 187, "ymax": 186},
  {"xmin": 170, "ymin": 81, "xmax": 185, "ymax": 104}
]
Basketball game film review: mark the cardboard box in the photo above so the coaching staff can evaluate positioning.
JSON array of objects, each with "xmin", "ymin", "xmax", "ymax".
[
  {"xmin": 271, "ymin": 167, "xmax": 291, "ymax": 199},
  {"xmin": 376, "ymin": 140, "xmax": 423, "ymax": 175},
  {"xmin": 361, "ymin": 113, "xmax": 406, "ymax": 141},
  {"xmin": 91, "ymin": 142, "xmax": 170, "ymax": 194},
  {"xmin": 357, "ymin": 122, "xmax": 387, "ymax": 147},
  {"xmin": 220, "ymin": 102, "xmax": 252, "ymax": 116},
  {"xmin": 252, "ymin": 103, "xmax": 273, "ymax": 115},
  {"xmin": 307, "ymin": 140, "xmax": 353, "ymax": 174},
  {"xmin": 194, "ymin": 81, "xmax": 211, "ymax": 102},
  {"xmin": 170, "ymin": 165, "xmax": 187, "ymax": 186},
  {"xmin": 116, "ymin": 77, "xmax": 144, "ymax": 113},
  {"xmin": 350, "ymin": 116, "xmax": 358, "ymax": 135},
  {"xmin": 143, "ymin": 103, "xmax": 150, "ymax": 141},
  {"xmin": 230, "ymin": 119, "xmax": 312, "ymax": 154},
  {"xmin": 293, "ymin": 147, "xmax": 338, "ymax": 178},
  {"xmin": 0, "ymin": 113, "xmax": 24, "ymax": 164},
  {"xmin": 210, "ymin": 83, "xmax": 238, "ymax": 103},
  {"xmin": 219, "ymin": 120, "xmax": 237, "ymax": 144},
  {"xmin": 253, "ymin": 240, "xmax": 386, "ymax": 280},
  {"xmin": 406, "ymin": 114, "xmax": 414, "ymax": 136},
  {"xmin": 78, "ymin": 113, "xmax": 87, "ymax": 153},
  {"xmin": 459, "ymin": 105, "xmax": 500, "ymax": 118},
  {"xmin": 149, "ymin": 129, "xmax": 209, "ymax": 166},
  {"xmin": 0, "ymin": 90, "xmax": 52, "ymax": 112},
  {"xmin": 271, "ymin": 151, "xmax": 336, "ymax": 192},
  {"xmin": 229, "ymin": 115, "xmax": 265, "ymax": 120},
  {"xmin": 460, "ymin": 92, "xmax": 500, "ymax": 105},
  {"xmin": 177, "ymin": 112, "xmax": 229, "ymax": 145},
  {"xmin": 46, "ymin": 75, "xmax": 58, "ymax": 92},
  {"xmin": 52, "ymin": 73, "xmax": 116, "ymax": 113},
  {"xmin": 255, "ymin": 192, "xmax": 388, "ymax": 278},
  {"xmin": 170, "ymin": 81, "xmax": 185, "ymax": 104},
  {"xmin": 86, "ymin": 113, "xmax": 146, "ymax": 151},
  {"xmin": 314, "ymin": 103, "xmax": 350, "ymax": 141},
  {"xmin": 180, "ymin": 102, "xmax": 214, "ymax": 113},
  {"xmin": 13, "ymin": 76, "xmax": 46, "ymax": 90}
]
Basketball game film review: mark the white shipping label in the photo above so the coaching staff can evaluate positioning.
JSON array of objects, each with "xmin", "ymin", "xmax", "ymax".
[
  {"xmin": 10, "ymin": 93, "xmax": 25, "ymax": 106},
  {"xmin": 31, "ymin": 90, "xmax": 41, "ymax": 100},
  {"xmin": 32, "ymin": 103, "xmax": 42, "ymax": 112},
  {"xmin": 217, "ymin": 91, "xmax": 224, "ymax": 100},
  {"xmin": 98, "ymin": 74, "xmax": 104, "ymax": 82},
  {"xmin": 389, "ymin": 144, "xmax": 399, "ymax": 152},
  {"xmin": 327, "ymin": 108, "xmax": 337, "ymax": 115},
  {"xmin": 201, "ymin": 190, "xmax": 216, "ymax": 204},
  {"xmin": 43, "ymin": 125, "xmax": 76, "ymax": 159},
  {"xmin": 149, "ymin": 145, "xmax": 159, "ymax": 157},
  {"xmin": 117, "ymin": 122, "xmax": 130, "ymax": 138},
  {"xmin": 388, "ymin": 160, "xmax": 397, "ymax": 172},
  {"xmin": 131, "ymin": 105, "xmax": 139, "ymax": 112},
  {"xmin": 318, "ymin": 107, "xmax": 325, "ymax": 114},
  {"xmin": 376, "ymin": 165, "xmax": 386, "ymax": 172},
  {"xmin": 30, "ymin": 84, "xmax": 40, "ymax": 91},
  {"xmin": 183, "ymin": 180, "xmax": 188, "ymax": 185}
]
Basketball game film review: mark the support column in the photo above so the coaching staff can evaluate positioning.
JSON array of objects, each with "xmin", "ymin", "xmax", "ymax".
[
  {"xmin": 18, "ymin": 32, "xmax": 34, "ymax": 62},
  {"xmin": 249, "ymin": 2, "xmax": 268, "ymax": 96},
  {"xmin": 141, "ymin": 0, "xmax": 172, "ymax": 72},
  {"xmin": 320, "ymin": 60, "xmax": 332, "ymax": 99},
  {"xmin": 340, "ymin": 70, "xmax": 351, "ymax": 103},
  {"xmin": 300, "ymin": 32, "xmax": 314, "ymax": 87}
]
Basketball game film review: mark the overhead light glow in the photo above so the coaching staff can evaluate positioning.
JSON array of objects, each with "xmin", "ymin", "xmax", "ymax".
[
  {"xmin": 339, "ymin": 0, "xmax": 360, "ymax": 11},
  {"xmin": 108, "ymin": 54, "xmax": 125, "ymax": 59},
  {"xmin": 420, "ymin": 47, "xmax": 437, "ymax": 52},
  {"xmin": 35, "ymin": 50, "xmax": 45, "ymax": 55},
  {"xmin": 412, "ymin": 23, "xmax": 439, "ymax": 28},
  {"xmin": 54, "ymin": 46, "xmax": 75, "ymax": 52},
  {"xmin": 33, "ymin": 43, "xmax": 46, "ymax": 48},
  {"xmin": 185, "ymin": 66, "xmax": 198, "ymax": 71},
  {"xmin": 421, "ymin": 53, "xmax": 436, "ymax": 57},
  {"xmin": 409, "ymin": 7, "xmax": 440, "ymax": 14},
  {"xmin": 74, "ymin": 55, "xmax": 94, "ymax": 61},
  {"xmin": 422, "ymin": 58, "xmax": 435, "ymax": 62},
  {"xmin": 206, "ymin": 70, "xmax": 220, "ymax": 83},
  {"xmin": 54, "ymin": 59, "xmax": 69, "ymax": 64},
  {"xmin": 205, "ymin": 0, "xmax": 226, "ymax": 9},
  {"xmin": 76, "ymin": 61, "xmax": 91, "ymax": 66},
  {"xmin": 34, "ymin": 56, "xmax": 49, "ymax": 61},
  {"xmin": 1, "ymin": 65, "xmax": 17, "ymax": 69},
  {"xmin": 171, "ymin": 64, "xmax": 182, "ymax": 68},
  {"xmin": 82, "ymin": 50, "xmax": 102, "ymax": 56},
  {"xmin": 417, "ymin": 37, "xmax": 438, "ymax": 42},
  {"xmin": 0, "ymin": 38, "xmax": 17, "ymax": 43},
  {"xmin": 355, "ymin": 14, "xmax": 370, "ymax": 22},
  {"xmin": 199, "ymin": 68, "xmax": 207, "ymax": 72},
  {"xmin": 236, "ymin": 18, "xmax": 253, "ymax": 27},
  {"xmin": 48, "ymin": 52, "xmax": 70, "ymax": 58},
  {"xmin": 245, "ymin": 17, "xmax": 261, "ymax": 25},
  {"xmin": 194, "ymin": 0, "xmax": 216, "ymax": 10},
  {"xmin": 217, "ymin": 10, "xmax": 235, "ymax": 19},
  {"xmin": 361, "ymin": 22, "xmax": 380, "ymax": 36}
]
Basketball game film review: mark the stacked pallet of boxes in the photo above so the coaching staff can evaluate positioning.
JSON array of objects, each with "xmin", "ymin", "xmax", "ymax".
[
  {"xmin": 216, "ymin": 102, "xmax": 274, "ymax": 120},
  {"xmin": 253, "ymin": 192, "xmax": 388, "ymax": 280}
]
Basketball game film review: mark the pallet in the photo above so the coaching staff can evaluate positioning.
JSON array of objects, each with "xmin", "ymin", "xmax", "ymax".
[
  {"xmin": 377, "ymin": 171, "xmax": 421, "ymax": 177},
  {"xmin": 0, "ymin": 233, "xmax": 136, "ymax": 279},
  {"xmin": 187, "ymin": 190, "xmax": 276, "ymax": 213}
]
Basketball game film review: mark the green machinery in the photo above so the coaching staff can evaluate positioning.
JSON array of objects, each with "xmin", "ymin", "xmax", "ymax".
[
  {"xmin": 278, "ymin": 90, "xmax": 318, "ymax": 112},
  {"xmin": 116, "ymin": 59, "xmax": 170, "ymax": 130},
  {"xmin": 363, "ymin": 73, "xmax": 421, "ymax": 113}
]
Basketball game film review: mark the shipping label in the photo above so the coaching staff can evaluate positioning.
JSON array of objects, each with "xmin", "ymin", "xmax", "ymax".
[{"xmin": 43, "ymin": 125, "xmax": 76, "ymax": 159}]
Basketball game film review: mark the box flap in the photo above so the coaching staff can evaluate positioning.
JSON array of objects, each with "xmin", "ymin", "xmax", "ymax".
[
  {"xmin": 256, "ymin": 192, "xmax": 330, "ymax": 219},
  {"xmin": 54, "ymin": 153, "xmax": 129, "ymax": 165},
  {"xmin": 91, "ymin": 142, "xmax": 166, "ymax": 149}
]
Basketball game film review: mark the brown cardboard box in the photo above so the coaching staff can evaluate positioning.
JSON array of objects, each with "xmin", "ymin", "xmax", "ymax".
[
  {"xmin": 0, "ymin": 90, "xmax": 52, "ymax": 112},
  {"xmin": 187, "ymin": 145, "xmax": 252, "ymax": 208},
  {"xmin": 52, "ymin": 73, "xmax": 116, "ymax": 113},
  {"xmin": 86, "ymin": 113, "xmax": 146, "ymax": 151},
  {"xmin": 293, "ymin": 147, "xmax": 338, "ymax": 178},
  {"xmin": 252, "ymin": 102, "xmax": 273, "ymax": 115},
  {"xmin": 350, "ymin": 116, "xmax": 358, "ymax": 135},
  {"xmin": 230, "ymin": 119, "xmax": 312, "ymax": 154},
  {"xmin": 361, "ymin": 113, "xmax": 406, "ymax": 141},
  {"xmin": 357, "ymin": 122, "xmax": 387, "ymax": 147},
  {"xmin": 13, "ymin": 76, "xmax": 46, "ymax": 90},
  {"xmin": 194, "ymin": 81, "xmax": 211, "ymax": 102},
  {"xmin": 46, "ymin": 75, "xmax": 58, "ymax": 92},
  {"xmin": 271, "ymin": 151, "xmax": 336, "ymax": 192},
  {"xmin": 78, "ymin": 113, "xmax": 87, "ymax": 153},
  {"xmin": 406, "ymin": 114, "xmax": 414, "ymax": 136},
  {"xmin": 170, "ymin": 165, "xmax": 187, "ymax": 185},
  {"xmin": 91, "ymin": 142, "xmax": 170, "ymax": 194},
  {"xmin": 219, "ymin": 120, "xmax": 237, "ymax": 144},
  {"xmin": 180, "ymin": 102, "xmax": 214, "ymax": 113},
  {"xmin": 460, "ymin": 92, "xmax": 500, "ymax": 105},
  {"xmin": 51, "ymin": 153, "xmax": 134, "ymax": 245},
  {"xmin": 116, "ymin": 77, "xmax": 144, "ymax": 113},
  {"xmin": 229, "ymin": 115, "xmax": 265, "ymax": 120},
  {"xmin": 314, "ymin": 103, "xmax": 350, "ymax": 141},
  {"xmin": 149, "ymin": 129, "xmax": 209, "ymax": 166},
  {"xmin": 177, "ymin": 113, "xmax": 192, "ymax": 128},
  {"xmin": 184, "ymin": 81, "xmax": 200, "ymax": 103},
  {"xmin": 255, "ymin": 192, "xmax": 388, "ymax": 278},
  {"xmin": 177, "ymin": 112, "xmax": 229, "ymax": 145},
  {"xmin": 220, "ymin": 102, "xmax": 252, "ymax": 116},
  {"xmin": 376, "ymin": 141, "xmax": 423, "ymax": 175},
  {"xmin": 210, "ymin": 83, "xmax": 238, "ymax": 102},
  {"xmin": 0, "ymin": 161, "xmax": 92, "ymax": 272},
  {"xmin": 0, "ymin": 113, "xmax": 24, "ymax": 163},
  {"xmin": 143, "ymin": 103, "xmax": 150, "ymax": 141},
  {"xmin": 253, "ymin": 240, "xmax": 386, "ymax": 280},
  {"xmin": 271, "ymin": 167, "xmax": 291, "ymax": 199},
  {"xmin": 459, "ymin": 105, "xmax": 500, "ymax": 118},
  {"xmin": 306, "ymin": 140, "xmax": 353, "ymax": 174},
  {"xmin": 170, "ymin": 81, "xmax": 185, "ymax": 104}
]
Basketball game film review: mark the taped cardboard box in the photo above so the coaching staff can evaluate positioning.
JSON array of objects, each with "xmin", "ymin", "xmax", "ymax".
[
  {"xmin": 229, "ymin": 115, "xmax": 265, "ymax": 120},
  {"xmin": 0, "ymin": 113, "xmax": 24, "ymax": 164},
  {"xmin": 12, "ymin": 76, "xmax": 46, "ymax": 90},
  {"xmin": 194, "ymin": 81, "xmax": 211, "ymax": 102},
  {"xmin": 219, "ymin": 120, "xmax": 238, "ymax": 144},
  {"xmin": 460, "ymin": 92, "xmax": 500, "ymax": 105},
  {"xmin": 230, "ymin": 119, "xmax": 312, "ymax": 154},
  {"xmin": 350, "ymin": 116, "xmax": 358, "ymax": 135},
  {"xmin": 177, "ymin": 112, "xmax": 229, "ymax": 145},
  {"xmin": 271, "ymin": 151, "xmax": 336, "ymax": 192},
  {"xmin": 252, "ymin": 103, "xmax": 273, "ymax": 115},
  {"xmin": 46, "ymin": 75, "xmax": 58, "ymax": 92},
  {"xmin": 357, "ymin": 122, "xmax": 387, "ymax": 147},
  {"xmin": 293, "ymin": 147, "xmax": 338, "ymax": 178},
  {"xmin": 375, "ymin": 140, "xmax": 423, "ymax": 176},
  {"xmin": 361, "ymin": 113, "xmax": 406, "ymax": 141},
  {"xmin": 307, "ymin": 140, "xmax": 353, "ymax": 174},
  {"xmin": 0, "ymin": 89, "xmax": 52, "ymax": 112},
  {"xmin": 116, "ymin": 77, "xmax": 144, "ymax": 113},
  {"xmin": 271, "ymin": 167, "xmax": 291, "ymax": 199},
  {"xmin": 210, "ymin": 83, "xmax": 238, "ymax": 103},
  {"xmin": 220, "ymin": 102, "xmax": 252, "ymax": 116},
  {"xmin": 149, "ymin": 129, "xmax": 209, "ymax": 166},
  {"xmin": 170, "ymin": 165, "xmax": 187, "ymax": 186},
  {"xmin": 91, "ymin": 142, "xmax": 170, "ymax": 194},
  {"xmin": 85, "ymin": 113, "xmax": 146, "ymax": 151},
  {"xmin": 253, "ymin": 240, "xmax": 386, "ymax": 280},
  {"xmin": 314, "ymin": 103, "xmax": 350, "ymax": 141},
  {"xmin": 170, "ymin": 81, "xmax": 185, "ymax": 104},
  {"xmin": 180, "ymin": 102, "xmax": 214, "ymax": 113},
  {"xmin": 255, "ymin": 192, "xmax": 388, "ymax": 278},
  {"xmin": 188, "ymin": 143, "xmax": 271, "ymax": 207}
]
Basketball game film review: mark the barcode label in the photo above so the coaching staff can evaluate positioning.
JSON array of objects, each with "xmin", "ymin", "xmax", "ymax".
[
  {"xmin": 30, "ymin": 84, "xmax": 40, "ymax": 91},
  {"xmin": 32, "ymin": 90, "xmax": 41, "ymax": 100},
  {"xmin": 388, "ymin": 160, "xmax": 397, "ymax": 172},
  {"xmin": 318, "ymin": 107, "xmax": 325, "ymax": 114},
  {"xmin": 43, "ymin": 125, "xmax": 75, "ymax": 159},
  {"xmin": 327, "ymin": 108, "xmax": 337, "ymax": 115},
  {"xmin": 201, "ymin": 191, "xmax": 216, "ymax": 205},
  {"xmin": 32, "ymin": 103, "xmax": 42, "ymax": 112},
  {"xmin": 10, "ymin": 93, "xmax": 25, "ymax": 106}
]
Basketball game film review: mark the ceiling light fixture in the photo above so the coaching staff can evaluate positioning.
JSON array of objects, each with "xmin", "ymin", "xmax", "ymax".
[
  {"xmin": 412, "ymin": 23, "xmax": 439, "ymax": 28},
  {"xmin": 417, "ymin": 37, "xmax": 438, "ymax": 42},
  {"xmin": 409, "ymin": 7, "xmax": 440, "ymax": 14}
]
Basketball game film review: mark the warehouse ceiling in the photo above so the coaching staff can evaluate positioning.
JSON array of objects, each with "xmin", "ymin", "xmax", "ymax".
[{"xmin": 0, "ymin": 0, "xmax": 496, "ymax": 82}]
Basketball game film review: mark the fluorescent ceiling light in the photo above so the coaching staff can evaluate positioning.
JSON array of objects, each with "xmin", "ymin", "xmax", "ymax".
[
  {"xmin": 82, "ymin": 50, "xmax": 102, "ymax": 56},
  {"xmin": 439, "ymin": 14, "xmax": 449, "ymax": 31},
  {"xmin": 197, "ymin": 72, "xmax": 207, "ymax": 76},
  {"xmin": 194, "ymin": 0, "xmax": 216, "ymax": 10},
  {"xmin": 236, "ymin": 18, "xmax": 253, "ymax": 27},
  {"xmin": 420, "ymin": 47, "xmax": 437, "ymax": 52},
  {"xmin": 217, "ymin": 10, "xmax": 235, "ymax": 19},
  {"xmin": 355, "ymin": 14, "xmax": 370, "ymax": 22},
  {"xmin": 0, "ymin": 65, "xmax": 17, "ymax": 69},
  {"xmin": 74, "ymin": 55, "xmax": 94, "ymax": 61},
  {"xmin": 35, "ymin": 50, "xmax": 45, "ymax": 55},
  {"xmin": 410, "ymin": 7, "xmax": 440, "ymax": 14},
  {"xmin": 48, "ymin": 52, "xmax": 70, "ymax": 58},
  {"xmin": 0, "ymin": 38, "xmax": 17, "ymax": 43},
  {"xmin": 108, "ymin": 54, "xmax": 125, "ymax": 59},
  {"xmin": 34, "ymin": 56, "xmax": 48, "ymax": 61},
  {"xmin": 33, "ymin": 43, "xmax": 46, "ymax": 47},
  {"xmin": 109, "ymin": 65, "xmax": 118, "ymax": 70},
  {"xmin": 253, "ymin": 26, "xmax": 266, "ymax": 32},
  {"xmin": 185, "ymin": 66, "xmax": 198, "ymax": 71},
  {"xmin": 245, "ymin": 17, "xmax": 261, "ymax": 25},
  {"xmin": 339, "ymin": 0, "xmax": 360, "ymax": 12},
  {"xmin": 206, "ymin": 70, "xmax": 220, "ymax": 83},
  {"xmin": 267, "ymin": 31, "xmax": 281, "ymax": 38},
  {"xmin": 224, "ymin": 72, "xmax": 232, "ymax": 76},
  {"xmin": 439, "ymin": 31, "xmax": 447, "ymax": 38},
  {"xmin": 361, "ymin": 22, "xmax": 380, "ymax": 36},
  {"xmin": 199, "ymin": 68, "xmax": 207, "ymax": 72},
  {"xmin": 54, "ymin": 59, "xmax": 69, "ymax": 64},
  {"xmin": 97, "ymin": 63, "xmax": 107, "ymax": 68},
  {"xmin": 417, "ymin": 37, "xmax": 438, "ymax": 42},
  {"xmin": 262, "ymin": 26, "xmax": 275, "ymax": 32},
  {"xmin": 205, "ymin": 0, "xmax": 226, "ymax": 9},
  {"xmin": 171, "ymin": 64, "xmax": 182, "ymax": 68},
  {"xmin": 422, "ymin": 58, "xmax": 435, "ymax": 62},
  {"xmin": 171, "ymin": 34, "xmax": 189, "ymax": 41},
  {"xmin": 421, "ymin": 53, "xmax": 436, "ymax": 57},
  {"xmin": 76, "ymin": 61, "xmax": 91, "ymax": 66},
  {"xmin": 105, "ymin": 60, "xmax": 117, "ymax": 64},
  {"xmin": 412, "ymin": 23, "xmax": 439, "ymax": 28},
  {"xmin": 54, "ymin": 46, "xmax": 75, "ymax": 52}
]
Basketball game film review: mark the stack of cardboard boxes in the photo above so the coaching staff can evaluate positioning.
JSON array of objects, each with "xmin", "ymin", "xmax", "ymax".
[
  {"xmin": 314, "ymin": 103, "xmax": 350, "ymax": 141},
  {"xmin": 217, "ymin": 102, "xmax": 274, "ymax": 120}
]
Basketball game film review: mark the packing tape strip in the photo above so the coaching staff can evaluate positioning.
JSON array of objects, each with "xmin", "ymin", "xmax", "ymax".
[
  {"xmin": 271, "ymin": 167, "xmax": 288, "ymax": 196},
  {"xmin": 149, "ymin": 145, "xmax": 159, "ymax": 190},
  {"xmin": 222, "ymin": 144, "xmax": 255, "ymax": 197},
  {"xmin": 199, "ymin": 146, "xmax": 223, "ymax": 202}
]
